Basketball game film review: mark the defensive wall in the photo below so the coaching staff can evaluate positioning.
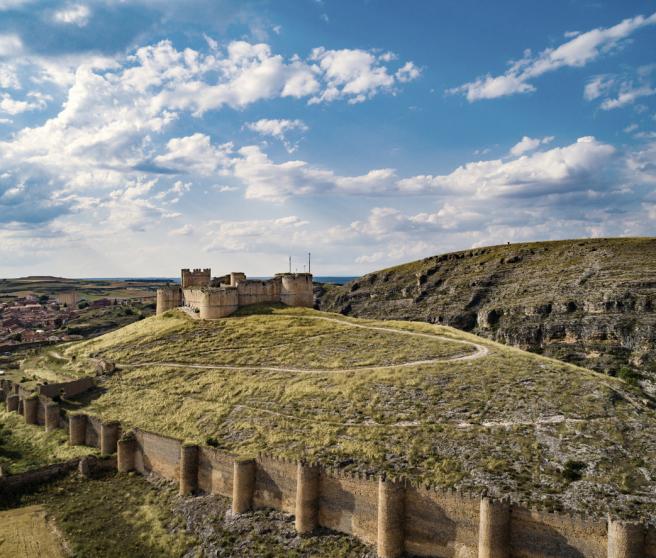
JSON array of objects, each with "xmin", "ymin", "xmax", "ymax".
[
  {"xmin": 0, "ymin": 376, "xmax": 654, "ymax": 558},
  {"xmin": 156, "ymin": 267, "xmax": 314, "ymax": 318}
]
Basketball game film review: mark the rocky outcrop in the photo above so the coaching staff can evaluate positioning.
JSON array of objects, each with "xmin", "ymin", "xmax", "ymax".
[{"xmin": 318, "ymin": 238, "xmax": 656, "ymax": 381}]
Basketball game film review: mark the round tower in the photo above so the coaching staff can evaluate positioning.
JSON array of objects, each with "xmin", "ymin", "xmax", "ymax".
[
  {"xmin": 156, "ymin": 286, "xmax": 182, "ymax": 315},
  {"xmin": 279, "ymin": 273, "xmax": 313, "ymax": 308}
]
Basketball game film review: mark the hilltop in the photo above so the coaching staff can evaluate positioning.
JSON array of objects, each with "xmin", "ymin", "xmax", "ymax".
[
  {"xmin": 318, "ymin": 238, "xmax": 656, "ymax": 385},
  {"xmin": 19, "ymin": 305, "xmax": 656, "ymax": 523}
]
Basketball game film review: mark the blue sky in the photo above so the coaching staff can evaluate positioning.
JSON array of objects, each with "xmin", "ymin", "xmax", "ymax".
[{"xmin": 0, "ymin": 0, "xmax": 655, "ymax": 277}]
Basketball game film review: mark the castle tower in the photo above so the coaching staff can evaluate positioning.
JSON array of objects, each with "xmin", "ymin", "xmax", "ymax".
[
  {"xmin": 181, "ymin": 268, "xmax": 211, "ymax": 288},
  {"xmin": 156, "ymin": 286, "xmax": 182, "ymax": 315},
  {"xmin": 278, "ymin": 273, "xmax": 314, "ymax": 307}
]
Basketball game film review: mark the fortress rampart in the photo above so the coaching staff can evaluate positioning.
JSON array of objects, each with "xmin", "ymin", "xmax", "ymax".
[
  {"xmin": 156, "ymin": 268, "xmax": 314, "ymax": 318},
  {"xmin": 2, "ymin": 376, "xmax": 655, "ymax": 558}
]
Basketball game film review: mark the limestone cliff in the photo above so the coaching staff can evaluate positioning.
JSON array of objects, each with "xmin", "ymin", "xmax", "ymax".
[{"xmin": 318, "ymin": 238, "xmax": 656, "ymax": 382}]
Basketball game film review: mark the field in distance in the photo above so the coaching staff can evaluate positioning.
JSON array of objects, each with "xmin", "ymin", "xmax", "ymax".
[{"xmin": 24, "ymin": 304, "xmax": 656, "ymax": 523}]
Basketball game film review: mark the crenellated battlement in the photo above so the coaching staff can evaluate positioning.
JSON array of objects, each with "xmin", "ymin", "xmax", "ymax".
[{"xmin": 180, "ymin": 268, "xmax": 212, "ymax": 288}]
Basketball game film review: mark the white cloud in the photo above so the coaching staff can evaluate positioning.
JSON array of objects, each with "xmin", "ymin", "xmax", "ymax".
[
  {"xmin": 509, "ymin": 135, "xmax": 554, "ymax": 156},
  {"xmin": 53, "ymin": 4, "xmax": 91, "ymax": 27},
  {"xmin": 214, "ymin": 184, "xmax": 239, "ymax": 192},
  {"xmin": 0, "ymin": 63, "xmax": 19, "ymax": 88},
  {"xmin": 169, "ymin": 224, "xmax": 194, "ymax": 236},
  {"xmin": 245, "ymin": 118, "xmax": 308, "ymax": 153},
  {"xmin": 0, "ymin": 91, "xmax": 50, "ymax": 114},
  {"xmin": 450, "ymin": 12, "xmax": 656, "ymax": 101},
  {"xmin": 308, "ymin": 47, "xmax": 418, "ymax": 104},
  {"xmin": 398, "ymin": 137, "xmax": 616, "ymax": 198},
  {"xmin": 205, "ymin": 215, "xmax": 310, "ymax": 252},
  {"xmin": 154, "ymin": 134, "xmax": 233, "ymax": 175},
  {"xmin": 600, "ymin": 84, "xmax": 656, "ymax": 110},
  {"xmin": 395, "ymin": 61, "xmax": 421, "ymax": 83},
  {"xmin": 584, "ymin": 75, "xmax": 614, "ymax": 100},
  {"xmin": 0, "ymin": 34, "xmax": 22, "ymax": 57},
  {"xmin": 232, "ymin": 145, "xmax": 396, "ymax": 201},
  {"xmin": 585, "ymin": 66, "xmax": 656, "ymax": 110},
  {"xmin": 0, "ymin": 0, "xmax": 33, "ymax": 9}
]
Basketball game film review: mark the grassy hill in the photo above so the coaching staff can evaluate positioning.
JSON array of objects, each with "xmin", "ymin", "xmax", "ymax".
[
  {"xmin": 318, "ymin": 238, "xmax": 656, "ymax": 385},
  {"xmin": 23, "ymin": 305, "xmax": 656, "ymax": 523}
]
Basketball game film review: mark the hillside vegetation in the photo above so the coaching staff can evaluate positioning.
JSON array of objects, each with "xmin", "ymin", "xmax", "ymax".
[
  {"xmin": 318, "ymin": 238, "xmax": 656, "ymax": 385},
  {"xmin": 29, "ymin": 305, "xmax": 656, "ymax": 523}
]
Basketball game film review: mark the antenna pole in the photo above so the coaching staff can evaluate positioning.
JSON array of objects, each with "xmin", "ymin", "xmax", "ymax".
[
  {"xmin": 308, "ymin": 252, "xmax": 311, "ymax": 274},
  {"xmin": 289, "ymin": 256, "xmax": 291, "ymax": 273}
]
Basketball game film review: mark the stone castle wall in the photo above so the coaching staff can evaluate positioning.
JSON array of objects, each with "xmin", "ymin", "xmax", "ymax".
[
  {"xmin": 183, "ymin": 287, "xmax": 239, "ymax": 319},
  {"xmin": 2, "ymin": 378, "xmax": 651, "ymax": 558},
  {"xmin": 181, "ymin": 268, "xmax": 211, "ymax": 288},
  {"xmin": 279, "ymin": 273, "xmax": 314, "ymax": 307},
  {"xmin": 156, "ymin": 286, "xmax": 182, "ymax": 315},
  {"xmin": 156, "ymin": 269, "xmax": 314, "ymax": 318}
]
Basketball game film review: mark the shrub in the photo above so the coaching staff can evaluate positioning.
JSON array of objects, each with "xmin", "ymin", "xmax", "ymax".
[
  {"xmin": 78, "ymin": 301, "xmax": 89, "ymax": 309},
  {"xmin": 617, "ymin": 366, "xmax": 639, "ymax": 385},
  {"xmin": 562, "ymin": 460, "xmax": 586, "ymax": 482}
]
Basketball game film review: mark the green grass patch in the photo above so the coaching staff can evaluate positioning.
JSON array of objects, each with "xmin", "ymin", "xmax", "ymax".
[{"xmin": 0, "ymin": 410, "xmax": 97, "ymax": 474}]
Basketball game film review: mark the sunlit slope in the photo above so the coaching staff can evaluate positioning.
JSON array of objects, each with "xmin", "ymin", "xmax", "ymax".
[
  {"xmin": 67, "ymin": 306, "xmax": 475, "ymax": 368},
  {"xmin": 56, "ymin": 306, "xmax": 656, "ymax": 521}
]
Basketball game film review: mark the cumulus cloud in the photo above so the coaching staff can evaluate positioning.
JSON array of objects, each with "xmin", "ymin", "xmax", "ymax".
[
  {"xmin": 53, "ymin": 4, "xmax": 91, "ymax": 27},
  {"xmin": 0, "ymin": 35, "xmax": 418, "ymax": 246},
  {"xmin": 398, "ymin": 137, "xmax": 616, "ymax": 198},
  {"xmin": 205, "ymin": 215, "xmax": 310, "ymax": 252},
  {"xmin": 245, "ymin": 118, "xmax": 308, "ymax": 153},
  {"xmin": 232, "ymin": 145, "xmax": 396, "ymax": 201},
  {"xmin": 450, "ymin": 12, "xmax": 656, "ymax": 101},
  {"xmin": 308, "ymin": 47, "xmax": 419, "ymax": 104},
  {"xmin": 509, "ymin": 135, "xmax": 554, "ymax": 156},
  {"xmin": 0, "ymin": 91, "xmax": 50, "ymax": 114}
]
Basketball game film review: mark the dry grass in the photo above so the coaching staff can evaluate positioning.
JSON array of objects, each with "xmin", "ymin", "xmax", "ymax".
[
  {"xmin": 63, "ymin": 306, "xmax": 472, "ymax": 370},
  {"xmin": 21, "ymin": 305, "xmax": 656, "ymax": 521}
]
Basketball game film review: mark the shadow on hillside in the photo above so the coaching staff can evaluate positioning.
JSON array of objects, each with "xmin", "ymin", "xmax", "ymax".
[
  {"xmin": 232, "ymin": 303, "xmax": 287, "ymax": 317},
  {"xmin": 58, "ymin": 385, "xmax": 107, "ymax": 411}
]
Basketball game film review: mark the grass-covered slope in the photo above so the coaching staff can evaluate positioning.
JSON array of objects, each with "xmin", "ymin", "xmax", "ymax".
[
  {"xmin": 318, "ymin": 237, "xmax": 656, "ymax": 383},
  {"xmin": 32, "ymin": 305, "xmax": 656, "ymax": 522},
  {"xmin": 0, "ymin": 410, "xmax": 96, "ymax": 474}
]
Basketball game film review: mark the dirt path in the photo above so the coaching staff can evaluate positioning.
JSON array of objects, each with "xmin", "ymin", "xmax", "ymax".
[
  {"xmin": 118, "ymin": 312, "xmax": 490, "ymax": 374},
  {"xmin": 0, "ymin": 505, "xmax": 66, "ymax": 558}
]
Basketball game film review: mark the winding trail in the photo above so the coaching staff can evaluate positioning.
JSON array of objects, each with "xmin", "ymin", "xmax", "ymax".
[{"xmin": 117, "ymin": 313, "xmax": 490, "ymax": 374}]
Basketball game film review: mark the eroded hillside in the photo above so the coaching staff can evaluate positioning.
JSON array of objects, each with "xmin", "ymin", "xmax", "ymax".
[{"xmin": 318, "ymin": 238, "xmax": 656, "ymax": 384}]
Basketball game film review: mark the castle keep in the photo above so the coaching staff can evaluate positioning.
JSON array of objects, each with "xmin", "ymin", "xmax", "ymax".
[{"xmin": 156, "ymin": 268, "xmax": 314, "ymax": 319}]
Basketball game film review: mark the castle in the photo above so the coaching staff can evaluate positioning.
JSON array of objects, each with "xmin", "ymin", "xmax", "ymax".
[{"xmin": 156, "ymin": 268, "xmax": 314, "ymax": 319}]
